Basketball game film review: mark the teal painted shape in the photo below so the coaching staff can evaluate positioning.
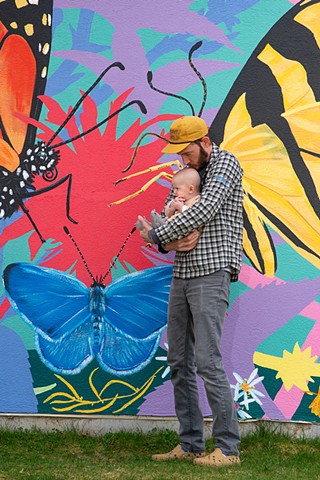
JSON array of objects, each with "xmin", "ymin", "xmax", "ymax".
[{"xmin": 256, "ymin": 315, "xmax": 316, "ymax": 357}]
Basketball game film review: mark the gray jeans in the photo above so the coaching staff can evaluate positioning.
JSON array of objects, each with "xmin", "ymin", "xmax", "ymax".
[{"xmin": 167, "ymin": 270, "xmax": 240, "ymax": 455}]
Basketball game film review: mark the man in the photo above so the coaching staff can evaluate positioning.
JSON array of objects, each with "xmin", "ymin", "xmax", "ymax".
[{"xmin": 137, "ymin": 116, "xmax": 243, "ymax": 467}]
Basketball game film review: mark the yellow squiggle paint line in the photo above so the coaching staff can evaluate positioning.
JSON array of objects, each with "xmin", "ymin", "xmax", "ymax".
[
  {"xmin": 54, "ymin": 374, "xmax": 82, "ymax": 400},
  {"xmin": 50, "ymin": 399, "xmax": 92, "ymax": 406},
  {"xmin": 51, "ymin": 402, "xmax": 91, "ymax": 413},
  {"xmin": 74, "ymin": 395, "xmax": 119, "ymax": 414},
  {"xmin": 44, "ymin": 392, "xmax": 80, "ymax": 404},
  {"xmin": 89, "ymin": 368, "xmax": 102, "ymax": 401},
  {"xmin": 113, "ymin": 366, "xmax": 164, "ymax": 413},
  {"xmin": 99, "ymin": 378, "xmax": 138, "ymax": 397}
]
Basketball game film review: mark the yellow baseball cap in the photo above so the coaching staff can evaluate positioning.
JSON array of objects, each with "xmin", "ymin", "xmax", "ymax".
[{"xmin": 161, "ymin": 116, "xmax": 208, "ymax": 154}]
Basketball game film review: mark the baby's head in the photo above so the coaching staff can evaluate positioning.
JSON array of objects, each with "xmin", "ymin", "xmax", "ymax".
[{"xmin": 172, "ymin": 168, "xmax": 201, "ymax": 200}]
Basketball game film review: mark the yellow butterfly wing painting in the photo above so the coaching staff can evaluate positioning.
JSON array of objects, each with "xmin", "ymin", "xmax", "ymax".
[{"xmin": 210, "ymin": 0, "xmax": 320, "ymax": 277}]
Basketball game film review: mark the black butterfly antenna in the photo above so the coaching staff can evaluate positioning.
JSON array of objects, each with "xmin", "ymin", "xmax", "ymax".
[
  {"xmin": 147, "ymin": 70, "xmax": 195, "ymax": 116},
  {"xmin": 100, "ymin": 226, "xmax": 137, "ymax": 283},
  {"xmin": 188, "ymin": 41, "xmax": 207, "ymax": 118},
  {"xmin": 50, "ymin": 100, "xmax": 147, "ymax": 150},
  {"xmin": 121, "ymin": 131, "xmax": 168, "ymax": 174},
  {"xmin": 63, "ymin": 226, "xmax": 95, "ymax": 283},
  {"xmin": 147, "ymin": 40, "xmax": 207, "ymax": 118},
  {"xmin": 63, "ymin": 225, "xmax": 137, "ymax": 284},
  {"xmin": 46, "ymin": 62, "xmax": 125, "ymax": 147},
  {"xmin": 121, "ymin": 41, "xmax": 207, "ymax": 174}
]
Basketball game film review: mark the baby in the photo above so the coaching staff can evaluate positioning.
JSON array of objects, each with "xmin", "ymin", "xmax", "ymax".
[
  {"xmin": 164, "ymin": 167, "xmax": 201, "ymax": 219},
  {"xmin": 138, "ymin": 168, "xmax": 201, "ymax": 229}
]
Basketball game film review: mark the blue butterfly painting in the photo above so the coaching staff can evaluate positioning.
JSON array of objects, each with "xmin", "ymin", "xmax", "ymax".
[{"xmin": 3, "ymin": 263, "xmax": 172, "ymax": 376}]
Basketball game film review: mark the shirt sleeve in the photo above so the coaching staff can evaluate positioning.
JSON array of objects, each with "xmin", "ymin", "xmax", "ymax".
[
  {"xmin": 154, "ymin": 150, "xmax": 243, "ymax": 245},
  {"xmin": 162, "ymin": 188, "xmax": 175, "ymax": 215}
]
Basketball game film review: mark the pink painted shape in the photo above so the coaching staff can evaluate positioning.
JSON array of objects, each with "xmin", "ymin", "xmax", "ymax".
[
  {"xmin": 274, "ymin": 385, "xmax": 305, "ymax": 419},
  {"xmin": 239, "ymin": 263, "xmax": 284, "ymax": 289},
  {"xmin": 300, "ymin": 301, "xmax": 320, "ymax": 321}
]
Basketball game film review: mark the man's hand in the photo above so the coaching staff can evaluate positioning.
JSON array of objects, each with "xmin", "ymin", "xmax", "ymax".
[
  {"xmin": 137, "ymin": 215, "xmax": 201, "ymax": 251},
  {"xmin": 164, "ymin": 229, "xmax": 201, "ymax": 251},
  {"xmin": 137, "ymin": 215, "xmax": 153, "ymax": 243}
]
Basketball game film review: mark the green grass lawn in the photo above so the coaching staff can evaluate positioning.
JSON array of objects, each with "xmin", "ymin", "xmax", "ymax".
[{"xmin": 0, "ymin": 427, "xmax": 319, "ymax": 479}]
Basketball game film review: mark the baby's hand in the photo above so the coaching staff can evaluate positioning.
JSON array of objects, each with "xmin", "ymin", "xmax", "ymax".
[{"xmin": 171, "ymin": 197, "xmax": 185, "ymax": 213}]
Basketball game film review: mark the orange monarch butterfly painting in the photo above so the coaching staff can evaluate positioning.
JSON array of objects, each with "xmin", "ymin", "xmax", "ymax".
[{"xmin": 0, "ymin": 1, "xmax": 54, "ymax": 236}]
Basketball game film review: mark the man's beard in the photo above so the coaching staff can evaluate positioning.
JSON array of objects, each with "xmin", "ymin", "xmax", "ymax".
[{"xmin": 197, "ymin": 144, "xmax": 210, "ymax": 169}]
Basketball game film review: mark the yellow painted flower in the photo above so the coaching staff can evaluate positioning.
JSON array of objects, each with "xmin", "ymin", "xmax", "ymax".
[{"xmin": 253, "ymin": 342, "xmax": 320, "ymax": 391}]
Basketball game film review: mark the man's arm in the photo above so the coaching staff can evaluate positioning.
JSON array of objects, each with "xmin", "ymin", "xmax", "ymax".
[
  {"xmin": 137, "ymin": 216, "xmax": 200, "ymax": 251},
  {"xmin": 164, "ymin": 230, "xmax": 201, "ymax": 251},
  {"xmin": 154, "ymin": 152, "xmax": 243, "ymax": 246}
]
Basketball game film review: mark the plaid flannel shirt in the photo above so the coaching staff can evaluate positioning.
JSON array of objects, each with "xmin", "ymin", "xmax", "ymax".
[{"xmin": 154, "ymin": 144, "xmax": 244, "ymax": 282}]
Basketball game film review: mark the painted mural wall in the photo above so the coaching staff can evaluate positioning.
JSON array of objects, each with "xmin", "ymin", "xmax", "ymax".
[{"xmin": 0, "ymin": 0, "xmax": 319, "ymax": 423}]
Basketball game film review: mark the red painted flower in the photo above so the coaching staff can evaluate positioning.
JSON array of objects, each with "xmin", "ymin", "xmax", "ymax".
[{"xmin": 1, "ymin": 88, "xmax": 178, "ymax": 284}]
